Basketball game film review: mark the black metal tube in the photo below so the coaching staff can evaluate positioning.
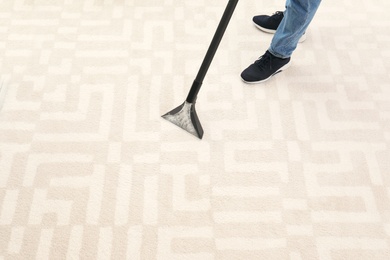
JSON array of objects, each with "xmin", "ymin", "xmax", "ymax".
[{"xmin": 186, "ymin": 0, "xmax": 239, "ymax": 103}]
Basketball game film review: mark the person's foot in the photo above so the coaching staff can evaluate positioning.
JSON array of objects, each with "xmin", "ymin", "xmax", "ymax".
[
  {"xmin": 253, "ymin": 11, "xmax": 306, "ymax": 42},
  {"xmin": 241, "ymin": 51, "xmax": 291, "ymax": 84},
  {"xmin": 253, "ymin": 11, "xmax": 284, "ymax": 33}
]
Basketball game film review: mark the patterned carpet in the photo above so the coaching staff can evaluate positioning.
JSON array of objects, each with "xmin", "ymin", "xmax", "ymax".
[{"xmin": 1, "ymin": 0, "xmax": 390, "ymax": 259}]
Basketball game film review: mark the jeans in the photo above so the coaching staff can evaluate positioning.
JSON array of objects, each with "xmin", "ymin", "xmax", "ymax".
[{"xmin": 268, "ymin": 0, "xmax": 322, "ymax": 58}]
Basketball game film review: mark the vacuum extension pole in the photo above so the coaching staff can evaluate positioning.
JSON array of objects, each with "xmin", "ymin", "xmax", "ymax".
[{"xmin": 186, "ymin": 0, "xmax": 239, "ymax": 103}]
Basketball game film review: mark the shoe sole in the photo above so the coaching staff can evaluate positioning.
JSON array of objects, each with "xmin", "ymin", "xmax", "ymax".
[
  {"xmin": 241, "ymin": 62, "xmax": 291, "ymax": 84},
  {"xmin": 253, "ymin": 23, "xmax": 276, "ymax": 34},
  {"xmin": 253, "ymin": 22, "xmax": 306, "ymax": 43}
]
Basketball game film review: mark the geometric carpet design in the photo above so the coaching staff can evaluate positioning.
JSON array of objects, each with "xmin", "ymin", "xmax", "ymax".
[{"xmin": 1, "ymin": 0, "xmax": 389, "ymax": 259}]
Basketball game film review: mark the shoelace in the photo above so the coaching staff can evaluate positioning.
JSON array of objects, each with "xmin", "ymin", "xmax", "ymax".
[
  {"xmin": 254, "ymin": 52, "xmax": 273, "ymax": 71},
  {"xmin": 273, "ymin": 11, "xmax": 284, "ymax": 16},
  {"xmin": 272, "ymin": 11, "xmax": 284, "ymax": 21}
]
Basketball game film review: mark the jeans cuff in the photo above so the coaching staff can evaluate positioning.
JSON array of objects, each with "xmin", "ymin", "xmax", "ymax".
[{"xmin": 267, "ymin": 48, "xmax": 290, "ymax": 59}]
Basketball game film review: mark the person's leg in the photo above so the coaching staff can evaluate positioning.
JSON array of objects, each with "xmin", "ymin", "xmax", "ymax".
[
  {"xmin": 269, "ymin": 0, "xmax": 322, "ymax": 58},
  {"xmin": 241, "ymin": 0, "xmax": 322, "ymax": 84}
]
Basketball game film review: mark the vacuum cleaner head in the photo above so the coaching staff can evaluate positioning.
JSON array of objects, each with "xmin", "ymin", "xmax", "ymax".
[{"xmin": 162, "ymin": 101, "xmax": 204, "ymax": 139}]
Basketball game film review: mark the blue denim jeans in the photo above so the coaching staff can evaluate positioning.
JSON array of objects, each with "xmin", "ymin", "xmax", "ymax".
[{"xmin": 268, "ymin": 0, "xmax": 322, "ymax": 58}]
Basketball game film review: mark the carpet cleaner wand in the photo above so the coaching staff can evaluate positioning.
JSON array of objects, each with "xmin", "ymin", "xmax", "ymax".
[{"xmin": 162, "ymin": 0, "xmax": 239, "ymax": 139}]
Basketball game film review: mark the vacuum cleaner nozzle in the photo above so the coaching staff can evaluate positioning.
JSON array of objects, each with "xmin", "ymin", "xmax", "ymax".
[{"xmin": 162, "ymin": 101, "xmax": 204, "ymax": 139}]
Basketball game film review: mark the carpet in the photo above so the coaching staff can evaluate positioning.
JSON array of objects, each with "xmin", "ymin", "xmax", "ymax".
[{"xmin": 1, "ymin": 0, "xmax": 390, "ymax": 259}]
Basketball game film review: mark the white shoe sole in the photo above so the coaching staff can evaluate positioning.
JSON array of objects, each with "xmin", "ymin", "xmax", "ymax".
[
  {"xmin": 241, "ymin": 61, "xmax": 291, "ymax": 84},
  {"xmin": 253, "ymin": 23, "xmax": 276, "ymax": 34}
]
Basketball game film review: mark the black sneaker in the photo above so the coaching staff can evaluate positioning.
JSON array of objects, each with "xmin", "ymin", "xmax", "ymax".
[
  {"xmin": 241, "ymin": 51, "xmax": 291, "ymax": 84},
  {"xmin": 253, "ymin": 11, "xmax": 284, "ymax": 33},
  {"xmin": 253, "ymin": 11, "xmax": 306, "ymax": 42}
]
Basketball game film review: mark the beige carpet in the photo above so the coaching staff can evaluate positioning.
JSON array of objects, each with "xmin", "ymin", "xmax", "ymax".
[{"xmin": 1, "ymin": 0, "xmax": 390, "ymax": 259}]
